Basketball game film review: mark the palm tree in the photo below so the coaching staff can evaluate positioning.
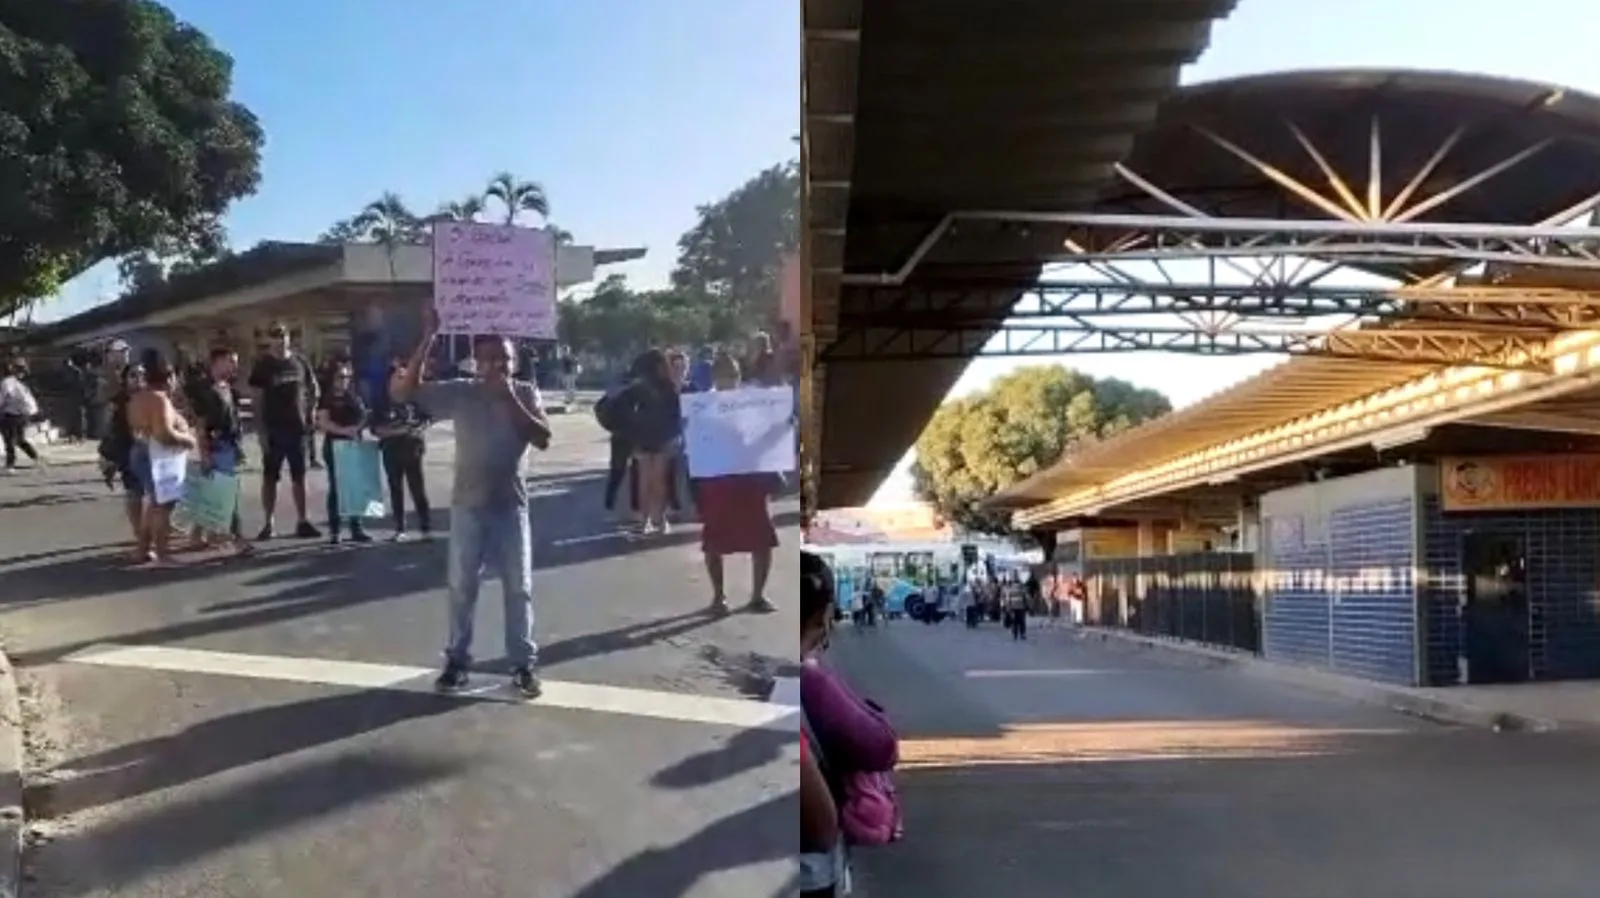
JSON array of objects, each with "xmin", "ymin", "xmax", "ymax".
[
  {"xmin": 352, "ymin": 192, "xmax": 422, "ymax": 281},
  {"xmin": 428, "ymin": 195, "xmax": 485, "ymax": 224},
  {"xmin": 484, "ymin": 172, "xmax": 550, "ymax": 225},
  {"xmin": 419, "ymin": 195, "xmax": 487, "ymax": 241},
  {"xmin": 353, "ymin": 192, "xmax": 422, "ymax": 245}
]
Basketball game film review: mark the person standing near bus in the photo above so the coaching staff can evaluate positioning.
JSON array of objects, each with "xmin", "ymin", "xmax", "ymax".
[{"xmin": 1005, "ymin": 581, "xmax": 1030, "ymax": 640}]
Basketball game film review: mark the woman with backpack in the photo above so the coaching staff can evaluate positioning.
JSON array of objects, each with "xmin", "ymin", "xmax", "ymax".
[
  {"xmin": 610, "ymin": 349, "xmax": 683, "ymax": 535},
  {"xmin": 800, "ymin": 550, "xmax": 849, "ymax": 896},
  {"xmin": 801, "ymin": 551, "xmax": 903, "ymax": 896}
]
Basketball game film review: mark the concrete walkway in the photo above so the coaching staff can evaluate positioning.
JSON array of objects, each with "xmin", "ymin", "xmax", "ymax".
[
  {"xmin": 825, "ymin": 616, "xmax": 1600, "ymax": 898},
  {"xmin": 1069, "ymin": 625, "xmax": 1600, "ymax": 732}
]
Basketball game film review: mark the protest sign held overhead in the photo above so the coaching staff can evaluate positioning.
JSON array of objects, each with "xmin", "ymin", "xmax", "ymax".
[
  {"xmin": 681, "ymin": 386, "xmax": 796, "ymax": 479},
  {"xmin": 432, "ymin": 222, "xmax": 557, "ymax": 339}
]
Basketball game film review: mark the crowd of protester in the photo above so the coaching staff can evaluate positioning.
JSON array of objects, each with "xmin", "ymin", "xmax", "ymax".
[
  {"xmin": 0, "ymin": 318, "xmax": 799, "ymax": 706},
  {"xmin": 594, "ymin": 330, "xmax": 797, "ymax": 613}
]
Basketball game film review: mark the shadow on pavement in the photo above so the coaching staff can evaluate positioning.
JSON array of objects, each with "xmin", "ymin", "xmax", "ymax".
[
  {"xmin": 0, "ymin": 492, "xmax": 104, "ymax": 511},
  {"xmin": 649, "ymin": 726, "xmax": 794, "ymax": 790},
  {"xmin": 28, "ymin": 751, "xmax": 460, "ymax": 898},
  {"xmin": 2, "ymin": 476, "xmax": 794, "ymax": 666},
  {"xmin": 568, "ymin": 789, "xmax": 795, "ymax": 898},
  {"xmin": 8, "ymin": 554, "xmax": 444, "ymax": 666},
  {"xmin": 0, "ymin": 542, "xmax": 127, "ymax": 570},
  {"xmin": 473, "ymin": 609, "xmax": 727, "ymax": 674},
  {"xmin": 697, "ymin": 646, "xmax": 802, "ymax": 700},
  {"xmin": 28, "ymin": 688, "xmax": 472, "ymax": 819},
  {"xmin": 852, "ymin": 727, "xmax": 1598, "ymax": 898}
]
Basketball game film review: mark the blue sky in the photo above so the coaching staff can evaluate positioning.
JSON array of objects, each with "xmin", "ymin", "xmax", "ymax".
[
  {"xmin": 869, "ymin": 0, "xmax": 1600, "ymax": 504},
  {"xmin": 43, "ymin": 0, "xmax": 798, "ymax": 317}
]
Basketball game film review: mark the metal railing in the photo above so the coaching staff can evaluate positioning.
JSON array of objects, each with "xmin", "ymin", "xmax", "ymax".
[{"xmin": 1084, "ymin": 552, "xmax": 1261, "ymax": 653}]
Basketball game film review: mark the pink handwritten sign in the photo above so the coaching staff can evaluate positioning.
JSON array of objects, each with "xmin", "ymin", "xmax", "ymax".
[{"xmin": 431, "ymin": 222, "xmax": 557, "ymax": 339}]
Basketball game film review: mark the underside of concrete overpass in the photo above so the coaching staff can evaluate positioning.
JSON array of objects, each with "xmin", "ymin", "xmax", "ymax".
[{"xmin": 801, "ymin": 0, "xmax": 1239, "ymax": 510}]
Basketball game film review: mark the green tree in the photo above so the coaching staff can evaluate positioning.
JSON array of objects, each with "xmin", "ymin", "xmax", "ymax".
[
  {"xmin": 0, "ymin": 0, "xmax": 263, "ymax": 317},
  {"xmin": 485, "ymin": 172, "xmax": 550, "ymax": 225},
  {"xmin": 424, "ymin": 195, "xmax": 487, "ymax": 227},
  {"xmin": 671, "ymin": 162, "xmax": 798, "ymax": 338},
  {"xmin": 910, "ymin": 366, "xmax": 1172, "ymax": 536},
  {"xmin": 351, "ymin": 192, "xmax": 424, "ymax": 245}
]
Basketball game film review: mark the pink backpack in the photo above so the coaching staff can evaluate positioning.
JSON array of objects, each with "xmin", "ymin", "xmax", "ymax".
[{"xmin": 839, "ymin": 769, "xmax": 904, "ymax": 846}]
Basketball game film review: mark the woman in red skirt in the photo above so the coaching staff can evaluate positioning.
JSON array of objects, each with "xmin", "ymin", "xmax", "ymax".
[{"xmin": 697, "ymin": 350, "xmax": 778, "ymax": 614}]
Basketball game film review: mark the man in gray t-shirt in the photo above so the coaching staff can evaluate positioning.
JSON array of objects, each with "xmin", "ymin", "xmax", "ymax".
[{"xmin": 399, "ymin": 319, "xmax": 551, "ymax": 697}]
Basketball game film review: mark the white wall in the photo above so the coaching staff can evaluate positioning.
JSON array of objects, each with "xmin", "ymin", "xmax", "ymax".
[
  {"xmin": 341, "ymin": 244, "xmax": 597, "ymax": 288},
  {"xmin": 1261, "ymin": 466, "xmax": 1423, "ymax": 536}
]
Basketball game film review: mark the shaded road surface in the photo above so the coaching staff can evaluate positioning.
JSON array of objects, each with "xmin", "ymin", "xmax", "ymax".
[
  {"xmin": 827, "ymin": 619, "xmax": 1600, "ymax": 898},
  {"xmin": 0, "ymin": 415, "xmax": 798, "ymax": 898}
]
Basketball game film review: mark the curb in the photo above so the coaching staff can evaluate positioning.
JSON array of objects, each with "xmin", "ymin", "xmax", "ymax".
[
  {"xmin": 1076, "ymin": 627, "xmax": 1564, "ymax": 733},
  {"xmin": 0, "ymin": 652, "xmax": 24, "ymax": 897}
]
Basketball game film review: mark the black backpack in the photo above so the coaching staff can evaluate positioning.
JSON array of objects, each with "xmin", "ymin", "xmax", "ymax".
[{"xmin": 593, "ymin": 385, "xmax": 633, "ymax": 435}]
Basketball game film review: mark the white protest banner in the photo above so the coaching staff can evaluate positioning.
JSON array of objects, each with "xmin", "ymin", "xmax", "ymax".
[
  {"xmin": 148, "ymin": 442, "xmax": 189, "ymax": 506},
  {"xmin": 681, "ymin": 386, "xmax": 797, "ymax": 479},
  {"xmin": 432, "ymin": 222, "xmax": 557, "ymax": 339}
]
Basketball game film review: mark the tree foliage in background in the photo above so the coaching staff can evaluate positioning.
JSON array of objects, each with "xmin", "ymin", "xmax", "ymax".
[
  {"xmin": 1, "ymin": 0, "xmax": 264, "ymax": 318},
  {"xmin": 557, "ymin": 274, "xmax": 712, "ymax": 363},
  {"xmin": 910, "ymin": 365, "xmax": 1172, "ymax": 537},
  {"xmin": 670, "ymin": 162, "xmax": 799, "ymax": 338},
  {"xmin": 562, "ymin": 161, "xmax": 799, "ymax": 359},
  {"xmin": 316, "ymin": 173, "xmax": 561, "ymax": 248},
  {"xmin": 303, "ymin": 160, "xmax": 796, "ymax": 362}
]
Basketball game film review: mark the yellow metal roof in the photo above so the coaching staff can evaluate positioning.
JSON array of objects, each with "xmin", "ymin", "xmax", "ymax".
[{"xmin": 994, "ymin": 355, "xmax": 1439, "ymax": 506}]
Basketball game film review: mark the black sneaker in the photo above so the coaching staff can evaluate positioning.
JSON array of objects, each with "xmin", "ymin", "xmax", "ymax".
[
  {"xmin": 349, "ymin": 528, "xmax": 373, "ymax": 544},
  {"xmin": 256, "ymin": 523, "xmax": 276, "ymax": 541},
  {"xmin": 295, "ymin": 521, "xmax": 321, "ymax": 539},
  {"xmin": 328, "ymin": 533, "xmax": 341, "ymax": 546},
  {"xmin": 434, "ymin": 664, "xmax": 469, "ymax": 692},
  {"xmin": 510, "ymin": 666, "xmax": 542, "ymax": 698}
]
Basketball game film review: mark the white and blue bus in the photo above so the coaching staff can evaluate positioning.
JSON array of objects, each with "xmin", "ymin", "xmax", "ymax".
[{"xmin": 802, "ymin": 539, "xmax": 1038, "ymax": 615}]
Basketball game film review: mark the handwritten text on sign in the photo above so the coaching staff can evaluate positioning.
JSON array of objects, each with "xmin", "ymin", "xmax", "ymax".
[
  {"xmin": 681, "ymin": 387, "xmax": 796, "ymax": 479},
  {"xmin": 432, "ymin": 222, "xmax": 556, "ymax": 339}
]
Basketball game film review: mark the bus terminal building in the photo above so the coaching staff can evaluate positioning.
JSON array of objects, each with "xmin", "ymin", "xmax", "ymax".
[{"xmin": 983, "ymin": 71, "xmax": 1600, "ymax": 695}]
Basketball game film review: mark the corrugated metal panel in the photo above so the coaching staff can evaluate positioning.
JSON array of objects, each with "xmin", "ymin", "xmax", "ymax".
[{"xmin": 807, "ymin": 0, "xmax": 1239, "ymax": 508}]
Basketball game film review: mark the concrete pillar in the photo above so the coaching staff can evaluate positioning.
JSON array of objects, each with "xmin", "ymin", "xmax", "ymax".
[
  {"xmin": 1137, "ymin": 520, "xmax": 1162, "ymax": 556},
  {"xmin": 1236, "ymin": 496, "xmax": 1262, "ymax": 554}
]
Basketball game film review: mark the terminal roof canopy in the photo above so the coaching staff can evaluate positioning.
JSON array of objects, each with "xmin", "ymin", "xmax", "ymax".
[
  {"xmin": 997, "ymin": 70, "xmax": 1600, "ymax": 517},
  {"xmin": 812, "ymin": 63, "xmax": 1600, "ymax": 511},
  {"xmin": 805, "ymin": 0, "xmax": 1239, "ymax": 509},
  {"xmin": 1099, "ymin": 69, "xmax": 1600, "ymax": 275}
]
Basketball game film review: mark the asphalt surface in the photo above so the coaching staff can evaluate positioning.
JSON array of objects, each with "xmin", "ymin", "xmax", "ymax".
[
  {"xmin": 0, "ymin": 413, "xmax": 800, "ymax": 898},
  {"xmin": 827, "ymin": 617, "xmax": 1600, "ymax": 898}
]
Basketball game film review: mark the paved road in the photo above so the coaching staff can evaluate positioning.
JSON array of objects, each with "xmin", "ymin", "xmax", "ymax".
[
  {"xmin": 827, "ymin": 618, "xmax": 1600, "ymax": 898},
  {"xmin": 0, "ymin": 414, "xmax": 799, "ymax": 898}
]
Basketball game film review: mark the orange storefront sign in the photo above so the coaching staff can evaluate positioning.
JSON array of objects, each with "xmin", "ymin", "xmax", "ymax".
[{"xmin": 1441, "ymin": 454, "xmax": 1600, "ymax": 511}]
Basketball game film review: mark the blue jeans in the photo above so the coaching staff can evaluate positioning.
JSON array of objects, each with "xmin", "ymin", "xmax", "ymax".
[{"xmin": 446, "ymin": 503, "xmax": 536, "ymax": 668}]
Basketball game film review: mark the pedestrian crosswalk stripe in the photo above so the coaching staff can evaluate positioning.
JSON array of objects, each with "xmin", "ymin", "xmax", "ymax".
[
  {"xmin": 66, "ymin": 644, "xmax": 799, "ymax": 732},
  {"xmin": 768, "ymin": 676, "xmax": 800, "ymax": 707}
]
